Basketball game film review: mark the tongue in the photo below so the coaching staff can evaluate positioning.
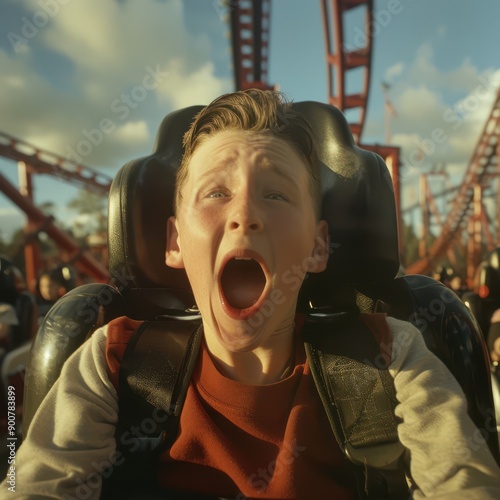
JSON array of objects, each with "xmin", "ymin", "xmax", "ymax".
[{"xmin": 221, "ymin": 259, "xmax": 266, "ymax": 310}]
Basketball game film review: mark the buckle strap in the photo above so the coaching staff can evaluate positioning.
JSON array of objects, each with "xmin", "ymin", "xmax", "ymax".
[{"xmin": 303, "ymin": 313, "xmax": 409, "ymax": 499}]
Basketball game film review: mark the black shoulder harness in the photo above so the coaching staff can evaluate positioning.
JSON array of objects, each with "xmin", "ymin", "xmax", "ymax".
[
  {"xmin": 102, "ymin": 318, "xmax": 203, "ymax": 497},
  {"xmin": 303, "ymin": 311, "xmax": 409, "ymax": 498},
  {"xmin": 105, "ymin": 314, "xmax": 409, "ymax": 499}
]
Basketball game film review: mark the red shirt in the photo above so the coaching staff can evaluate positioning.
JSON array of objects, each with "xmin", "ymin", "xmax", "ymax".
[{"xmin": 106, "ymin": 314, "xmax": 391, "ymax": 499}]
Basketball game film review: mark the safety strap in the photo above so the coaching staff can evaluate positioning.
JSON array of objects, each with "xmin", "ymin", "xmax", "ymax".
[
  {"xmin": 102, "ymin": 318, "xmax": 203, "ymax": 497},
  {"xmin": 303, "ymin": 310, "xmax": 409, "ymax": 499},
  {"xmin": 107, "ymin": 314, "xmax": 409, "ymax": 499}
]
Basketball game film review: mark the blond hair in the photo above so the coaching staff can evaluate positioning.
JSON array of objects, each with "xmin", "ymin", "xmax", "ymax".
[{"xmin": 174, "ymin": 89, "xmax": 321, "ymax": 218}]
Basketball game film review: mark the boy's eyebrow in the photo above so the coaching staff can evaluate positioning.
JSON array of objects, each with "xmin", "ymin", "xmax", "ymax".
[
  {"xmin": 193, "ymin": 149, "xmax": 306, "ymax": 187},
  {"xmin": 195, "ymin": 162, "xmax": 302, "ymax": 189},
  {"xmin": 265, "ymin": 163, "xmax": 302, "ymax": 186},
  {"xmin": 258, "ymin": 158, "xmax": 304, "ymax": 189},
  {"xmin": 195, "ymin": 164, "xmax": 233, "ymax": 183}
]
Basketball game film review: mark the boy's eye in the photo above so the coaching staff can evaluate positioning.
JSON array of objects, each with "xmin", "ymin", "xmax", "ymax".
[
  {"xmin": 207, "ymin": 190, "xmax": 228, "ymax": 199},
  {"xmin": 266, "ymin": 192, "xmax": 288, "ymax": 201}
]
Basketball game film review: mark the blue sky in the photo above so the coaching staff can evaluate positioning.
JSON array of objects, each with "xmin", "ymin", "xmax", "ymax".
[{"xmin": 1, "ymin": 0, "xmax": 499, "ymax": 241}]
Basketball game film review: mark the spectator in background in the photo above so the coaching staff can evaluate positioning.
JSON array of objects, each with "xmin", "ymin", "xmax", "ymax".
[
  {"xmin": 450, "ymin": 274, "xmax": 468, "ymax": 298},
  {"xmin": 0, "ymin": 255, "xmax": 25, "ymax": 349},
  {"xmin": 36, "ymin": 268, "xmax": 70, "ymax": 319},
  {"xmin": 432, "ymin": 264, "xmax": 454, "ymax": 288},
  {"xmin": 0, "ymin": 302, "xmax": 18, "ymax": 352}
]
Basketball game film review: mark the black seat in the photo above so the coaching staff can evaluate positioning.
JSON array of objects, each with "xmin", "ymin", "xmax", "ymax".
[{"xmin": 22, "ymin": 101, "xmax": 499, "ymax": 461}]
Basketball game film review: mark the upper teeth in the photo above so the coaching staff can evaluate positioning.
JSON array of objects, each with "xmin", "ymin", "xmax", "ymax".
[{"xmin": 235, "ymin": 257, "xmax": 251, "ymax": 260}]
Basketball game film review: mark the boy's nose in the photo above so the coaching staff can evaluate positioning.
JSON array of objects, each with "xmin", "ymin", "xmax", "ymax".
[{"xmin": 227, "ymin": 199, "xmax": 264, "ymax": 233}]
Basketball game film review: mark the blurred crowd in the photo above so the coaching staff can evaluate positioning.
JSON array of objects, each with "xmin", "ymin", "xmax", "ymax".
[{"xmin": 429, "ymin": 254, "xmax": 500, "ymax": 368}]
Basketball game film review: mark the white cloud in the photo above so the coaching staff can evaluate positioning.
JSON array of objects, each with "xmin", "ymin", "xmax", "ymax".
[
  {"xmin": 391, "ymin": 132, "xmax": 424, "ymax": 157},
  {"xmin": 156, "ymin": 60, "xmax": 232, "ymax": 109},
  {"xmin": 114, "ymin": 121, "xmax": 149, "ymax": 144},
  {"xmin": 392, "ymin": 67, "xmax": 500, "ymax": 171},
  {"xmin": 373, "ymin": 41, "xmax": 500, "ymax": 188},
  {"xmin": 0, "ymin": 0, "xmax": 231, "ymax": 169},
  {"xmin": 395, "ymin": 85, "xmax": 443, "ymax": 124},
  {"xmin": 408, "ymin": 42, "xmax": 482, "ymax": 92},
  {"xmin": 384, "ymin": 63, "xmax": 404, "ymax": 83}
]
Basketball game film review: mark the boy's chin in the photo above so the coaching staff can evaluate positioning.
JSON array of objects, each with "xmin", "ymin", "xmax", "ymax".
[{"xmin": 210, "ymin": 319, "xmax": 273, "ymax": 353}]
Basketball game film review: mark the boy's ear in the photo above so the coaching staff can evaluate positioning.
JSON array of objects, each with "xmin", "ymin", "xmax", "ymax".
[
  {"xmin": 165, "ymin": 216, "xmax": 185, "ymax": 269},
  {"xmin": 307, "ymin": 220, "xmax": 330, "ymax": 273}
]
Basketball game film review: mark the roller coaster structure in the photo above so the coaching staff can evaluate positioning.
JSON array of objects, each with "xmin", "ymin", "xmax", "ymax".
[
  {"xmin": 0, "ymin": 132, "xmax": 111, "ymax": 288},
  {"xmin": 0, "ymin": 0, "xmax": 498, "ymax": 288}
]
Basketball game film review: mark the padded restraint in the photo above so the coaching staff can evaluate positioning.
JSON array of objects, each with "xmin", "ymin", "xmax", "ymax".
[
  {"xmin": 103, "ymin": 318, "xmax": 203, "ymax": 496},
  {"xmin": 303, "ymin": 311, "xmax": 409, "ymax": 499},
  {"xmin": 109, "ymin": 314, "xmax": 409, "ymax": 499},
  {"xmin": 118, "ymin": 318, "xmax": 203, "ymax": 442}
]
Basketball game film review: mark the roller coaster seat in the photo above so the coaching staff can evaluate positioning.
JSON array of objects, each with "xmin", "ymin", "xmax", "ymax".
[{"xmin": 23, "ymin": 100, "xmax": 500, "ymax": 466}]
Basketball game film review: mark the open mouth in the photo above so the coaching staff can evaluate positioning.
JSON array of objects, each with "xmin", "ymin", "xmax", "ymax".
[{"xmin": 220, "ymin": 257, "xmax": 267, "ymax": 311}]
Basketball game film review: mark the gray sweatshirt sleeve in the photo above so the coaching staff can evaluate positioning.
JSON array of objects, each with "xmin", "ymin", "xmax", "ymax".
[
  {"xmin": 1, "ymin": 325, "xmax": 118, "ymax": 500},
  {"xmin": 388, "ymin": 316, "xmax": 500, "ymax": 499}
]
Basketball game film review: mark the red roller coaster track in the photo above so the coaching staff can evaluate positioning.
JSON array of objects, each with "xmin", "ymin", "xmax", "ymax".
[
  {"xmin": 0, "ymin": 133, "xmax": 111, "ymax": 195},
  {"xmin": 407, "ymin": 86, "xmax": 500, "ymax": 277},
  {"xmin": 0, "ymin": 132, "xmax": 111, "ymax": 287},
  {"xmin": 230, "ymin": 0, "xmax": 274, "ymax": 91},
  {"xmin": 321, "ymin": 0, "xmax": 373, "ymax": 141},
  {"xmin": 1, "ymin": 0, "xmax": 498, "ymax": 286}
]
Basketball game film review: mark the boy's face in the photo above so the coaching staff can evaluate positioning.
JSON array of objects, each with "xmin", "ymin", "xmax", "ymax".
[{"xmin": 166, "ymin": 130, "xmax": 328, "ymax": 353}]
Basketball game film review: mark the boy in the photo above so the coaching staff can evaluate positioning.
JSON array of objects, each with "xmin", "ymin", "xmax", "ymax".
[{"xmin": 3, "ymin": 90, "xmax": 500, "ymax": 499}]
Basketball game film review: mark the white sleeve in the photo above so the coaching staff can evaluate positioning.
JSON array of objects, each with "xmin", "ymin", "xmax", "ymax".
[
  {"xmin": 1, "ymin": 325, "xmax": 118, "ymax": 500},
  {"xmin": 387, "ymin": 316, "xmax": 500, "ymax": 499}
]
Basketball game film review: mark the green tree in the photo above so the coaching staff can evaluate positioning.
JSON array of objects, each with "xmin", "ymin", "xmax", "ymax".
[{"xmin": 66, "ymin": 190, "xmax": 108, "ymax": 237}]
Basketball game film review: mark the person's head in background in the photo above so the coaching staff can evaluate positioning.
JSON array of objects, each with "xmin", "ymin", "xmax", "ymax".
[{"xmin": 38, "ymin": 269, "xmax": 68, "ymax": 303}]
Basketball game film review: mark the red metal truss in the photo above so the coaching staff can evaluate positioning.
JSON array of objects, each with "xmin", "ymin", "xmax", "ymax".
[
  {"xmin": 321, "ymin": 0, "xmax": 373, "ymax": 141},
  {"xmin": 0, "ymin": 172, "xmax": 110, "ymax": 283},
  {"xmin": 407, "ymin": 86, "xmax": 500, "ymax": 276},
  {"xmin": 0, "ymin": 132, "xmax": 112, "ymax": 195},
  {"xmin": 0, "ymin": 132, "xmax": 113, "ymax": 286},
  {"xmin": 230, "ymin": 0, "xmax": 274, "ymax": 91}
]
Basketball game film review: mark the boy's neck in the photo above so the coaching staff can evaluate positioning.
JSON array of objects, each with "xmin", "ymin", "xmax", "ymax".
[{"xmin": 205, "ymin": 321, "xmax": 296, "ymax": 385}]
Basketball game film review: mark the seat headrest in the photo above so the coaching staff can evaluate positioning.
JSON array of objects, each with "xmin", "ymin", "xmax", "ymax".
[
  {"xmin": 108, "ymin": 102, "xmax": 399, "ymax": 309},
  {"xmin": 293, "ymin": 102, "xmax": 399, "ymax": 305}
]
